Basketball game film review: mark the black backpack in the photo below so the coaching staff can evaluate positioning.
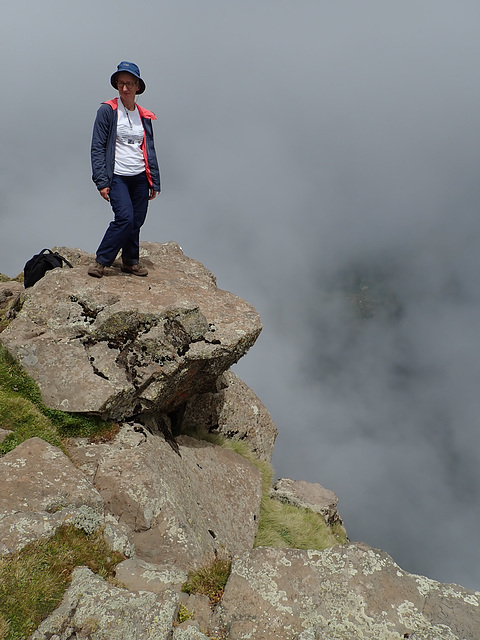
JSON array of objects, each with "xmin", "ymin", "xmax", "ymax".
[{"xmin": 23, "ymin": 249, "xmax": 73, "ymax": 288}]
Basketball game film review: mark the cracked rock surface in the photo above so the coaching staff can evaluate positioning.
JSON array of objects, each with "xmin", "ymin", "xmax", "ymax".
[
  {"xmin": 0, "ymin": 242, "xmax": 262, "ymax": 419},
  {"xmin": 67, "ymin": 425, "xmax": 262, "ymax": 570}
]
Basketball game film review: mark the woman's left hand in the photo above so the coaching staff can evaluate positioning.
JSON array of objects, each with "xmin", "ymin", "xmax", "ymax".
[{"xmin": 149, "ymin": 189, "xmax": 158, "ymax": 200}]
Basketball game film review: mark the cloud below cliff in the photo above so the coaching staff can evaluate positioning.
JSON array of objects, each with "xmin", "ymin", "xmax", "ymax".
[{"xmin": 1, "ymin": 0, "xmax": 480, "ymax": 590}]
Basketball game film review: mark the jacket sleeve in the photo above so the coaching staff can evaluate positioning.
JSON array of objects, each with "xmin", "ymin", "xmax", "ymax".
[{"xmin": 91, "ymin": 104, "xmax": 115, "ymax": 190}]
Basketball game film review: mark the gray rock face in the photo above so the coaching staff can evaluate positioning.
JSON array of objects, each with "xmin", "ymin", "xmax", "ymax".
[
  {"xmin": 173, "ymin": 626, "xmax": 210, "ymax": 640},
  {"xmin": 0, "ymin": 242, "xmax": 262, "ymax": 419},
  {"xmin": 30, "ymin": 566, "xmax": 178, "ymax": 640},
  {"xmin": 0, "ymin": 437, "xmax": 104, "ymax": 554},
  {"xmin": 182, "ymin": 370, "xmax": 278, "ymax": 462},
  {"xmin": 0, "ymin": 281, "xmax": 23, "ymax": 303},
  {"xmin": 178, "ymin": 593, "xmax": 213, "ymax": 636},
  {"xmin": 0, "ymin": 281, "xmax": 22, "ymax": 329},
  {"xmin": 115, "ymin": 557, "xmax": 188, "ymax": 595},
  {"xmin": 67, "ymin": 425, "xmax": 262, "ymax": 569},
  {"xmin": 0, "ymin": 437, "xmax": 102, "ymax": 514},
  {"xmin": 215, "ymin": 544, "xmax": 480, "ymax": 640}
]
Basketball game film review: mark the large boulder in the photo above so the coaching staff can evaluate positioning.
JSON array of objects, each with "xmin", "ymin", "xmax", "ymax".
[
  {"xmin": 0, "ymin": 243, "xmax": 262, "ymax": 420},
  {"xmin": 214, "ymin": 544, "xmax": 480, "ymax": 640},
  {"xmin": 67, "ymin": 424, "xmax": 262, "ymax": 570}
]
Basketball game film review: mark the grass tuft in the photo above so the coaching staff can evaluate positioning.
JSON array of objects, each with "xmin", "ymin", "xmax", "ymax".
[
  {"xmin": 0, "ymin": 525, "xmax": 124, "ymax": 640},
  {"xmin": 180, "ymin": 424, "xmax": 347, "ymax": 552},
  {"xmin": 0, "ymin": 614, "xmax": 8, "ymax": 640},
  {"xmin": 254, "ymin": 499, "xmax": 347, "ymax": 549},
  {"xmin": 182, "ymin": 557, "xmax": 232, "ymax": 606},
  {"xmin": 177, "ymin": 603, "xmax": 194, "ymax": 624}
]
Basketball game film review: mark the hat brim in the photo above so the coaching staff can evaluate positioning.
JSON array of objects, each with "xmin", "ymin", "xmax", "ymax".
[{"xmin": 110, "ymin": 71, "xmax": 146, "ymax": 95}]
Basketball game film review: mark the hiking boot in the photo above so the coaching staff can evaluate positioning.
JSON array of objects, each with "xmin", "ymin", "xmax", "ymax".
[
  {"xmin": 121, "ymin": 263, "xmax": 148, "ymax": 276},
  {"xmin": 88, "ymin": 262, "xmax": 105, "ymax": 278}
]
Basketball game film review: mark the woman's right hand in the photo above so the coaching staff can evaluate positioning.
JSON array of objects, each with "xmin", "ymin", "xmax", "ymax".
[{"xmin": 100, "ymin": 187, "xmax": 110, "ymax": 202}]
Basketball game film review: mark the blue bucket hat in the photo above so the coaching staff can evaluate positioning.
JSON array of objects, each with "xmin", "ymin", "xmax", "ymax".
[{"xmin": 110, "ymin": 61, "xmax": 146, "ymax": 94}]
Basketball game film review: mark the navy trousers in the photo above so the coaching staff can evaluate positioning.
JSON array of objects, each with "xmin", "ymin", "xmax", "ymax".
[{"xmin": 96, "ymin": 172, "xmax": 150, "ymax": 266}]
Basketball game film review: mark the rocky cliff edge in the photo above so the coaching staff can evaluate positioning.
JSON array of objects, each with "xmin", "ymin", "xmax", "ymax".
[{"xmin": 0, "ymin": 243, "xmax": 479, "ymax": 640}]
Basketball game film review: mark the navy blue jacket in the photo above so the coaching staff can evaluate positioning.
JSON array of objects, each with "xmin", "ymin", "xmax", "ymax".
[{"xmin": 91, "ymin": 98, "xmax": 161, "ymax": 192}]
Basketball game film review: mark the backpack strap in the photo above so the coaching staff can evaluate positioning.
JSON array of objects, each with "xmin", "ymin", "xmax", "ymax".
[{"xmin": 51, "ymin": 251, "xmax": 73, "ymax": 269}]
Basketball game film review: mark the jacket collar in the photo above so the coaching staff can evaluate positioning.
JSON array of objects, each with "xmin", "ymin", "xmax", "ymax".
[{"xmin": 104, "ymin": 97, "xmax": 156, "ymax": 120}]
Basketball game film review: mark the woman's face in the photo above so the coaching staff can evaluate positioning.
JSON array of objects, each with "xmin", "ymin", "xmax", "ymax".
[{"xmin": 116, "ymin": 72, "xmax": 139, "ymax": 100}]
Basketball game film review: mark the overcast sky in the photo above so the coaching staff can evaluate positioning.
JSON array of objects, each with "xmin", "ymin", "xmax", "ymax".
[{"xmin": 2, "ymin": 1, "xmax": 480, "ymax": 590}]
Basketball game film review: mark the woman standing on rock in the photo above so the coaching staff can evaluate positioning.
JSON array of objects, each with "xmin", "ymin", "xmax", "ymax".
[{"xmin": 89, "ymin": 61, "xmax": 160, "ymax": 278}]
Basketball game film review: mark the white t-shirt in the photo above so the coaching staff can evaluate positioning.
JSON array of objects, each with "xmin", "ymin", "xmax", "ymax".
[{"xmin": 114, "ymin": 100, "xmax": 145, "ymax": 176}]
